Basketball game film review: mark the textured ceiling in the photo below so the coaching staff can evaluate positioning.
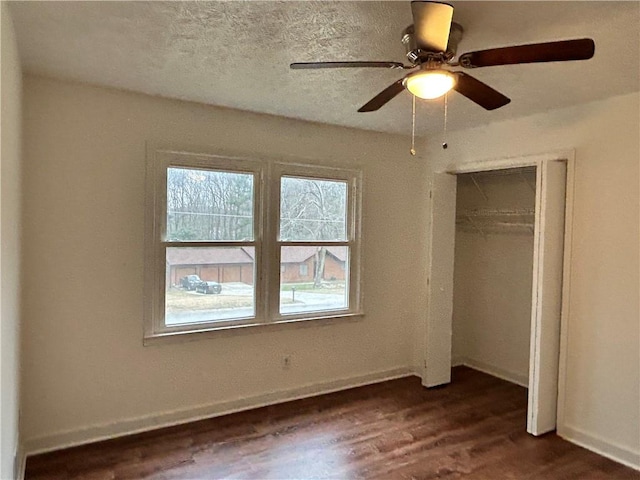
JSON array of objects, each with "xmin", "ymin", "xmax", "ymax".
[{"xmin": 9, "ymin": 1, "xmax": 640, "ymax": 135}]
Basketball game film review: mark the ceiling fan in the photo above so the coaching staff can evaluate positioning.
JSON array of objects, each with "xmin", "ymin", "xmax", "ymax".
[{"xmin": 290, "ymin": 1, "xmax": 595, "ymax": 113}]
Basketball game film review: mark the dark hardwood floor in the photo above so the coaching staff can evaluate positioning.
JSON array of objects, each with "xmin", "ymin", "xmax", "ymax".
[{"xmin": 25, "ymin": 367, "xmax": 637, "ymax": 479}]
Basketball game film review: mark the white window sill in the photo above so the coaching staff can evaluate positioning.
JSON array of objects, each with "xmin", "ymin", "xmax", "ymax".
[{"xmin": 143, "ymin": 311, "xmax": 365, "ymax": 346}]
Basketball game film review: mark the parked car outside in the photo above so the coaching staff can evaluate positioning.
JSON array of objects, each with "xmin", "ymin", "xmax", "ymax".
[
  {"xmin": 195, "ymin": 281, "xmax": 222, "ymax": 294},
  {"xmin": 181, "ymin": 274, "xmax": 202, "ymax": 291}
]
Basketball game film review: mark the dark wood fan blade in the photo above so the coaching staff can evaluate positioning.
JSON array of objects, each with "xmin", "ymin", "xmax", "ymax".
[
  {"xmin": 411, "ymin": 1, "xmax": 454, "ymax": 52},
  {"xmin": 459, "ymin": 38, "xmax": 595, "ymax": 68},
  {"xmin": 453, "ymin": 72, "xmax": 510, "ymax": 110},
  {"xmin": 358, "ymin": 79, "xmax": 405, "ymax": 112},
  {"xmin": 290, "ymin": 61, "xmax": 405, "ymax": 70}
]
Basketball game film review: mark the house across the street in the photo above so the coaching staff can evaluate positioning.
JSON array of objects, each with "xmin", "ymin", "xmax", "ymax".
[{"xmin": 167, "ymin": 246, "xmax": 347, "ymax": 286}]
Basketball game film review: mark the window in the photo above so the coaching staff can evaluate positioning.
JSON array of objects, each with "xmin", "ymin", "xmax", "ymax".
[
  {"xmin": 145, "ymin": 149, "xmax": 362, "ymax": 342},
  {"xmin": 278, "ymin": 172, "xmax": 350, "ymax": 315}
]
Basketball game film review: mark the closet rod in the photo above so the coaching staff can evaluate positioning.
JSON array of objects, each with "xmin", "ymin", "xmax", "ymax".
[
  {"xmin": 457, "ymin": 208, "xmax": 534, "ymax": 218},
  {"xmin": 456, "ymin": 220, "xmax": 534, "ymax": 227},
  {"xmin": 464, "ymin": 214, "xmax": 486, "ymax": 238}
]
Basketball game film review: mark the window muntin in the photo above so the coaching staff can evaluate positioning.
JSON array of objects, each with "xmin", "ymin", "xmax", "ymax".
[{"xmin": 146, "ymin": 150, "xmax": 362, "ymax": 341}]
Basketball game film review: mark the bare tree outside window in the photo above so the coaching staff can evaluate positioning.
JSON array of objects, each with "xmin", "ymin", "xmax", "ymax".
[
  {"xmin": 280, "ymin": 177, "xmax": 347, "ymax": 242},
  {"xmin": 166, "ymin": 167, "xmax": 254, "ymax": 242}
]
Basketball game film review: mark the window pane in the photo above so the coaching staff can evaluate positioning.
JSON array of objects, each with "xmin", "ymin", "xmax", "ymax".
[
  {"xmin": 280, "ymin": 177, "xmax": 347, "ymax": 241},
  {"xmin": 165, "ymin": 247, "xmax": 255, "ymax": 325},
  {"xmin": 279, "ymin": 246, "xmax": 348, "ymax": 315},
  {"xmin": 166, "ymin": 167, "xmax": 254, "ymax": 242}
]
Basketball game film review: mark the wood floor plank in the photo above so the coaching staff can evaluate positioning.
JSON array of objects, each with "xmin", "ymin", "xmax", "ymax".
[{"xmin": 25, "ymin": 367, "xmax": 636, "ymax": 479}]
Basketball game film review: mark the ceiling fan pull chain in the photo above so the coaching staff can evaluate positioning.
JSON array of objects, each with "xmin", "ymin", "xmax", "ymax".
[
  {"xmin": 442, "ymin": 92, "xmax": 448, "ymax": 150},
  {"xmin": 410, "ymin": 94, "xmax": 417, "ymax": 156}
]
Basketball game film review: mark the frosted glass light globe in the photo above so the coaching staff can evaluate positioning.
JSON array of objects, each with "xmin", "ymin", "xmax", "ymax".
[{"xmin": 403, "ymin": 70, "xmax": 456, "ymax": 99}]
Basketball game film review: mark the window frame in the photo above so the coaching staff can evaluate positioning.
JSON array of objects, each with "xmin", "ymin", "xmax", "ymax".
[
  {"xmin": 144, "ymin": 149, "xmax": 363, "ymax": 343},
  {"xmin": 268, "ymin": 162, "xmax": 362, "ymax": 322}
]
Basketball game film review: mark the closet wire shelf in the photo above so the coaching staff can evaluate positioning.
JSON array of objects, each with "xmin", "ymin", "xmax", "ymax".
[{"xmin": 456, "ymin": 208, "xmax": 535, "ymax": 236}]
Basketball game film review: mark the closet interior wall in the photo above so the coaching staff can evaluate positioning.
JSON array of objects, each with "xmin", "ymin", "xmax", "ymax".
[{"xmin": 452, "ymin": 168, "xmax": 536, "ymax": 387}]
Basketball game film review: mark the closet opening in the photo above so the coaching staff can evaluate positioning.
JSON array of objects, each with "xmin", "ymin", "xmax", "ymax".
[
  {"xmin": 451, "ymin": 167, "xmax": 536, "ymax": 393},
  {"xmin": 424, "ymin": 154, "xmax": 570, "ymax": 437}
]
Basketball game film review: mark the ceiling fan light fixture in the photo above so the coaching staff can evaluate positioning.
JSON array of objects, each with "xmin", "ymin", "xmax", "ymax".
[{"xmin": 403, "ymin": 70, "xmax": 457, "ymax": 99}]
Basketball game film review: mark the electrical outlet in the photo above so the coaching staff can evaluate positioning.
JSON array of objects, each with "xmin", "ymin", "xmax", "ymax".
[{"xmin": 282, "ymin": 354, "xmax": 292, "ymax": 369}]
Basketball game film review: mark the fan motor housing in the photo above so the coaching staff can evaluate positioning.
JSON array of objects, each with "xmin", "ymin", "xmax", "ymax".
[{"xmin": 402, "ymin": 22, "xmax": 464, "ymax": 63}]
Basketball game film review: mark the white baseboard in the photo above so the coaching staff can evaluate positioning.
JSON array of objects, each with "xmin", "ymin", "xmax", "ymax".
[
  {"xmin": 455, "ymin": 360, "xmax": 638, "ymax": 471},
  {"xmin": 451, "ymin": 356, "xmax": 465, "ymax": 368},
  {"xmin": 21, "ymin": 366, "xmax": 638, "ymax": 473},
  {"xmin": 24, "ymin": 367, "xmax": 415, "ymax": 456},
  {"xmin": 454, "ymin": 356, "xmax": 529, "ymax": 388},
  {"xmin": 456, "ymin": 360, "xmax": 638, "ymax": 471},
  {"xmin": 15, "ymin": 443, "xmax": 26, "ymax": 480},
  {"xmin": 558, "ymin": 423, "xmax": 640, "ymax": 471}
]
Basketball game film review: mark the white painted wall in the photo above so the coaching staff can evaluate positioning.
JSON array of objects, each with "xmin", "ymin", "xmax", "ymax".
[
  {"xmin": 452, "ymin": 172, "xmax": 535, "ymax": 386},
  {"xmin": 0, "ymin": 4, "xmax": 23, "ymax": 478},
  {"xmin": 21, "ymin": 76, "xmax": 428, "ymax": 452},
  {"xmin": 17, "ymin": 68, "xmax": 639, "ymax": 470},
  {"xmin": 427, "ymin": 92, "xmax": 640, "ymax": 467}
]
